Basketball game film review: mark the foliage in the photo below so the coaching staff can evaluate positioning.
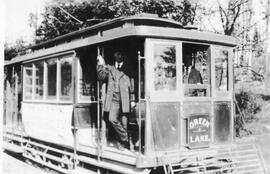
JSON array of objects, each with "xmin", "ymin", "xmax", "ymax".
[
  {"xmin": 235, "ymin": 90, "xmax": 262, "ymax": 117},
  {"xmin": 4, "ymin": 39, "xmax": 30, "ymax": 61},
  {"xmin": 234, "ymin": 89, "xmax": 263, "ymax": 137},
  {"xmin": 35, "ymin": 0, "xmax": 196, "ymax": 43}
]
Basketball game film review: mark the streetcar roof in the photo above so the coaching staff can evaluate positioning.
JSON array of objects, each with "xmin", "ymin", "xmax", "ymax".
[{"xmin": 5, "ymin": 14, "xmax": 237, "ymax": 66}]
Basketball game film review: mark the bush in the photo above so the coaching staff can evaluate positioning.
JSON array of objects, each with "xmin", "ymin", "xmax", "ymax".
[
  {"xmin": 235, "ymin": 90, "xmax": 262, "ymax": 121},
  {"xmin": 234, "ymin": 90, "xmax": 263, "ymax": 137}
]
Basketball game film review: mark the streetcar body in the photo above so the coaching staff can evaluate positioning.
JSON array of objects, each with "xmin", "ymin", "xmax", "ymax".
[{"xmin": 5, "ymin": 15, "xmax": 264, "ymax": 174}]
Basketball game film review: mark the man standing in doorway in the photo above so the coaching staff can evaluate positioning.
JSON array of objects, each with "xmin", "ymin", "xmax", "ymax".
[{"xmin": 97, "ymin": 52, "xmax": 136, "ymax": 150}]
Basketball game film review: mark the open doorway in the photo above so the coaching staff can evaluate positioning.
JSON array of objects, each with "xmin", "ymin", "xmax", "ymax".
[
  {"xmin": 76, "ymin": 37, "xmax": 145, "ymax": 153},
  {"xmin": 101, "ymin": 37, "xmax": 145, "ymax": 153}
]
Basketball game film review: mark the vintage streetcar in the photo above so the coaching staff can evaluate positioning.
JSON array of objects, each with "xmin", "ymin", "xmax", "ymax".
[{"xmin": 3, "ymin": 14, "xmax": 267, "ymax": 174}]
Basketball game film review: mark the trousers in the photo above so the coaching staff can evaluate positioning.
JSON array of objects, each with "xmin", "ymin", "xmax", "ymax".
[{"xmin": 108, "ymin": 93, "xmax": 128, "ymax": 143}]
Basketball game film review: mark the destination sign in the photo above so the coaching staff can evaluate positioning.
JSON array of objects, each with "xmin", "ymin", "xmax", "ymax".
[{"xmin": 188, "ymin": 114, "xmax": 211, "ymax": 148}]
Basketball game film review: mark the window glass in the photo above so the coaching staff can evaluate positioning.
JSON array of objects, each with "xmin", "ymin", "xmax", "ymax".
[
  {"xmin": 60, "ymin": 57, "xmax": 72, "ymax": 100},
  {"xmin": 79, "ymin": 64, "xmax": 96, "ymax": 101},
  {"xmin": 79, "ymin": 73, "xmax": 96, "ymax": 101},
  {"xmin": 46, "ymin": 59, "xmax": 57, "ymax": 99},
  {"xmin": 24, "ymin": 64, "xmax": 33, "ymax": 99},
  {"xmin": 182, "ymin": 43, "xmax": 210, "ymax": 97},
  {"xmin": 79, "ymin": 53, "xmax": 97, "ymax": 102},
  {"xmin": 153, "ymin": 44, "xmax": 176, "ymax": 91},
  {"xmin": 215, "ymin": 49, "xmax": 228, "ymax": 91},
  {"xmin": 34, "ymin": 61, "xmax": 44, "ymax": 99}
]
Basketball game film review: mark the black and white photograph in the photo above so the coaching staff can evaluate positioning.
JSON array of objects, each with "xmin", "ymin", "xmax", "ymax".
[{"xmin": 2, "ymin": 0, "xmax": 270, "ymax": 173}]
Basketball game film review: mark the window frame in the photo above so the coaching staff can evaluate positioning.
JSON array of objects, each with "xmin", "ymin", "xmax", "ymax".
[
  {"xmin": 23, "ymin": 63, "xmax": 34, "ymax": 100},
  {"xmin": 146, "ymin": 38, "xmax": 182, "ymax": 101},
  {"xmin": 22, "ymin": 53, "xmax": 75, "ymax": 103},
  {"xmin": 77, "ymin": 57, "xmax": 98, "ymax": 103},
  {"xmin": 46, "ymin": 58, "xmax": 58, "ymax": 100},
  {"xmin": 211, "ymin": 45, "xmax": 233, "ymax": 99},
  {"xmin": 33, "ymin": 61, "xmax": 45, "ymax": 100},
  {"xmin": 59, "ymin": 56, "xmax": 73, "ymax": 101},
  {"xmin": 182, "ymin": 41, "xmax": 212, "ymax": 99}
]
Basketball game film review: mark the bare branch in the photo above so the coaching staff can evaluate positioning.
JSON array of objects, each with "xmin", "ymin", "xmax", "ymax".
[
  {"xmin": 237, "ymin": 13, "xmax": 270, "ymax": 36},
  {"xmin": 235, "ymin": 63, "xmax": 265, "ymax": 79}
]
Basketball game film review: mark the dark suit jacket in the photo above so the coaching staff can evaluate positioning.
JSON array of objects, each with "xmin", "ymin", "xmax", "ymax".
[
  {"xmin": 97, "ymin": 64, "xmax": 135, "ymax": 113},
  {"xmin": 188, "ymin": 68, "xmax": 203, "ymax": 84}
]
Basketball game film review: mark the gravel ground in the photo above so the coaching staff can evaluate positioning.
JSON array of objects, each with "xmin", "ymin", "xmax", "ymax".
[
  {"xmin": 253, "ymin": 133, "xmax": 270, "ymax": 173},
  {"xmin": 236, "ymin": 132, "xmax": 270, "ymax": 173},
  {"xmin": 2, "ymin": 150, "xmax": 50, "ymax": 174}
]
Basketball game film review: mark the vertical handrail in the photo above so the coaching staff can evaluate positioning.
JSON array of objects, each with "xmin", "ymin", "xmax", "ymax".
[
  {"xmin": 138, "ymin": 51, "xmax": 146, "ymax": 155},
  {"xmin": 97, "ymin": 46, "xmax": 101, "ymax": 162},
  {"xmin": 97, "ymin": 81, "xmax": 101, "ymax": 161},
  {"xmin": 72, "ymin": 52, "xmax": 78, "ymax": 169},
  {"xmin": 138, "ymin": 51, "xmax": 142, "ymax": 154},
  {"xmin": 14, "ymin": 66, "xmax": 19, "ymax": 130},
  {"xmin": 12, "ymin": 66, "xmax": 15, "ymax": 132}
]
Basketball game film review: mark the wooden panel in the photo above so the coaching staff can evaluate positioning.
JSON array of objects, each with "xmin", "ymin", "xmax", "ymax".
[
  {"xmin": 214, "ymin": 101, "xmax": 232, "ymax": 144},
  {"xmin": 22, "ymin": 102, "xmax": 74, "ymax": 147},
  {"xmin": 150, "ymin": 102, "xmax": 180, "ymax": 151},
  {"xmin": 73, "ymin": 104, "xmax": 97, "ymax": 128}
]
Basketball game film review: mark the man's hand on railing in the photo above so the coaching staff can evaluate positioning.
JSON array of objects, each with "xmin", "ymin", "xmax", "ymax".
[{"xmin": 97, "ymin": 55, "xmax": 105, "ymax": 65}]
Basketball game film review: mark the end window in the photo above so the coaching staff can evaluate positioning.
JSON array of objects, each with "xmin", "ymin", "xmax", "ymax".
[
  {"xmin": 182, "ymin": 43, "xmax": 211, "ymax": 97},
  {"xmin": 153, "ymin": 43, "xmax": 177, "ymax": 92},
  {"xmin": 215, "ymin": 49, "xmax": 229, "ymax": 91}
]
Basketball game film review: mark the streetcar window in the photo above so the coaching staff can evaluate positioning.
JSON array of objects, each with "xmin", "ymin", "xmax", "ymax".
[
  {"xmin": 215, "ymin": 49, "xmax": 229, "ymax": 91},
  {"xmin": 34, "ymin": 61, "xmax": 44, "ymax": 99},
  {"xmin": 46, "ymin": 59, "xmax": 57, "ymax": 99},
  {"xmin": 60, "ymin": 57, "xmax": 72, "ymax": 100},
  {"xmin": 23, "ymin": 63, "xmax": 33, "ymax": 100},
  {"xmin": 153, "ymin": 44, "xmax": 176, "ymax": 91},
  {"xmin": 78, "ymin": 47, "xmax": 97, "ymax": 102},
  {"xmin": 182, "ymin": 43, "xmax": 210, "ymax": 97}
]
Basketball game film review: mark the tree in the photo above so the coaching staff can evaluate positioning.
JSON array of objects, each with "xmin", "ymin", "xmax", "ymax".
[
  {"xmin": 252, "ymin": 28, "xmax": 264, "ymax": 58},
  {"xmin": 217, "ymin": 0, "xmax": 250, "ymax": 36},
  {"xmin": 4, "ymin": 39, "xmax": 29, "ymax": 61},
  {"xmin": 196, "ymin": 0, "xmax": 251, "ymax": 36},
  {"xmin": 35, "ymin": 0, "xmax": 196, "ymax": 43}
]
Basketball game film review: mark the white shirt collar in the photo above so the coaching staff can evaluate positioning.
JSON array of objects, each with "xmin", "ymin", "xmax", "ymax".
[{"xmin": 115, "ymin": 62, "xmax": 123, "ymax": 68}]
